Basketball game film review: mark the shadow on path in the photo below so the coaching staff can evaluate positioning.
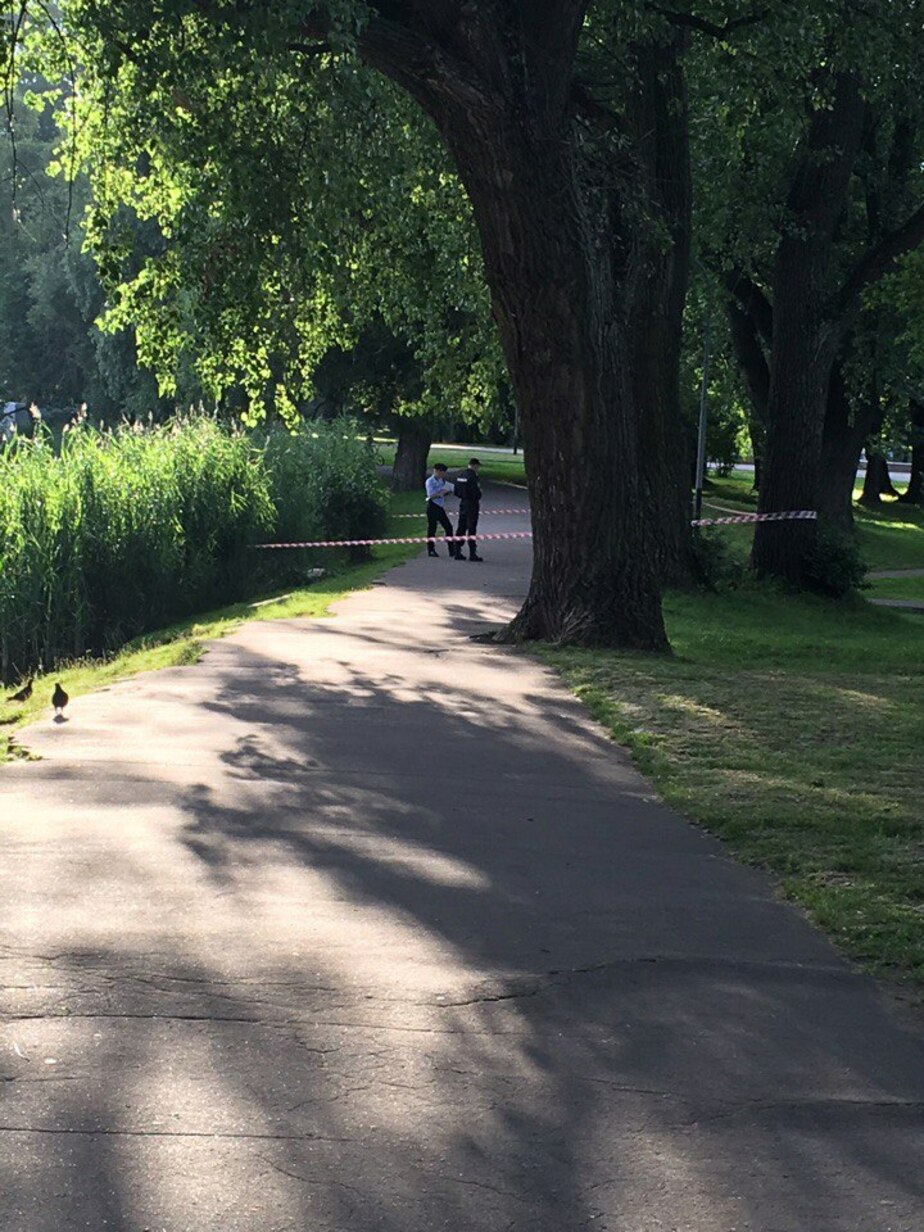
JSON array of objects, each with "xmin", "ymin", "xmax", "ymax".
[{"xmin": 2, "ymin": 513, "xmax": 923, "ymax": 1230}]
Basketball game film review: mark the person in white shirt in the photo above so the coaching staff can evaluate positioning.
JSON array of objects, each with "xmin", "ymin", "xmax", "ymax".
[{"xmin": 425, "ymin": 463, "xmax": 460, "ymax": 558}]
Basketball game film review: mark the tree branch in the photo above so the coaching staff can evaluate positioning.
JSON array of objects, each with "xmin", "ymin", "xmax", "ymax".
[
  {"xmin": 570, "ymin": 76, "xmax": 623, "ymax": 131},
  {"xmin": 287, "ymin": 41, "xmax": 332, "ymax": 58},
  {"xmin": 722, "ymin": 268, "xmax": 773, "ymax": 346},
  {"xmin": 839, "ymin": 199, "xmax": 924, "ymax": 316},
  {"xmin": 651, "ymin": 5, "xmax": 768, "ymax": 39},
  {"xmin": 726, "ymin": 298, "xmax": 770, "ymax": 426},
  {"xmin": 302, "ymin": 1, "xmax": 589, "ymax": 123},
  {"xmin": 298, "ymin": 8, "xmax": 499, "ymax": 122}
]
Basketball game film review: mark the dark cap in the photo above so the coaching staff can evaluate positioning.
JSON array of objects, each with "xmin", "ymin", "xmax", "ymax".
[
  {"xmin": 469, "ymin": 458, "xmax": 481, "ymax": 467},
  {"xmin": 433, "ymin": 462, "xmax": 448, "ymax": 472}
]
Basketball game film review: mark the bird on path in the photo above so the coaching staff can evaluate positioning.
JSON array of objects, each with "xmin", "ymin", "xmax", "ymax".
[
  {"xmin": 52, "ymin": 682, "xmax": 69, "ymax": 717},
  {"xmin": 7, "ymin": 678, "xmax": 32, "ymax": 703}
]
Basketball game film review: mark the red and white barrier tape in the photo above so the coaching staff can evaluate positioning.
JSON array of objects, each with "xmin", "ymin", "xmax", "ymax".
[
  {"xmin": 255, "ymin": 531, "xmax": 535, "ymax": 550},
  {"xmin": 692, "ymin": 510, "xmax": 816, "ymax": 527},
  {"xmin": 254, "ymin": 510, "xmax": 815, "ymax": 550}
]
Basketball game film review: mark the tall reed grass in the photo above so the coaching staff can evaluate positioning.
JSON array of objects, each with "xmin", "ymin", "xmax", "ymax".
[{"xmin": 0, "ymin": 418, "xmax": 385, "ymax": 682}]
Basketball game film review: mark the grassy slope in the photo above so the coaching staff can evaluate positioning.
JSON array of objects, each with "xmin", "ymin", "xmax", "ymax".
[
  {"xmin": 0, "ymin": 492, "xmax": 421, "ymax": 757},
  {"xmin": 427, "ymin": 448, "xmax": 528, "ymax": 487},
  {"xmin": 869, "ymin": 575, "xmax": 924, "ymax": 599},
  {"xmin": 545, "ymin": 480, "xmax": 924, "ymax": 988},
  {"xmin": 705, "ymin": 473, "xmax": 924, "ymax": 572},
  {"xmin": 417, "ymin": 462, "xmax": 924, "ymax": 984}
]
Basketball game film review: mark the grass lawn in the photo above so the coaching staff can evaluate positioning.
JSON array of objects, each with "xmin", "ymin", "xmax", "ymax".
[
  {"xmin": 543, "ymin": 582, "xmax": 923, "ymax": 989},
  {"xmin": 868, "ymin": 575, "xmax": 924, "ymax": 600},
  {"xmin": 855, "ymin": 506, "xmax": 924, "ymax": 571},
  {"xmin": 706, "ymin": 474, "xmax": 924, "ymax": 574},
  {"xmin": 410, "ymin": 456, "xmax": 924, "ymax": 985},
  {"xmin": 377, "ymin": 441, "xmax": 528, "ymax": 488},
  {"xmin": 544, "ymin": 480, "xmax": 924, "ymax": 989},
  {"xmin": 427, "ymin": 447, "xmax": 528, "ymax": 487},
  {"xmin": 0, "ymin": 492, "xmax": 421, "ymax": 759}
]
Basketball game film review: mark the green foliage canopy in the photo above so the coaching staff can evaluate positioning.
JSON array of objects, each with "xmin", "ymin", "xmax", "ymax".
[{"xmin": 27, "ymin": 3, "xmax": 504, "ymax": 425}]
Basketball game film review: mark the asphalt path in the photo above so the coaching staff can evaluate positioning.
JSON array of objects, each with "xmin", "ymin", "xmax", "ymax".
[{"xmin": 1, "ymin": 490, "xmax": 922, "ymax": 1231}]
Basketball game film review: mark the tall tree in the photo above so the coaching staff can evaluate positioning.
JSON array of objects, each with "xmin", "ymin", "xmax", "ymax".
[
  {"xmin": 37, "ymin": 11, "xmax": 509, "ymax": 481},
  {"xmin": 0, "ymin": 81, "xmax": 165, "ymax": 415},
  {"xmin": 872, "ymin": 249, "xmax": 924, "ymax": 506},
  {"xmin": 693, "ymin": 3, "xmax": 924, "ymax": 581},
  {"xmin": 26, "ymin": 1, "xmax": 716, "ymax": 648}
]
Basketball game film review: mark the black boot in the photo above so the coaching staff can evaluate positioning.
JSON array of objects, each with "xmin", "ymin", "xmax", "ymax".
[
  {"xmin": 427, "ymin": 545, "xmax": 438, "ymax": 557},
  {"xmin": 469, "ymin": 552, "xmax": 484, "ymax": 562}
]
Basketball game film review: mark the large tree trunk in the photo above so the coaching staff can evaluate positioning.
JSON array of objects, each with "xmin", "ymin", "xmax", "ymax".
[
  {"xmin": 482, "ymin": 170, "xmax": 665, "ymax": 646},
  {"xmin": 817, "ymin": 363, "xmax": 863, "ymax": 527},
  {"xmin": 818, "ymin": 440, "xmax": 861, "ymax": 524},
  {"xmin": 899, "ymin": 398, "xmax": 924, "ymax": 505},
  {"xmin": 391, "ymin": 420, "xmax": 432, "ymax": 492},
  {"xmin": 726, "ymin": 298, "xmax": 770, "ymax": 428},
  {"xmin": 751, "ymin": 244, "xmax": 832, "ymax": 579},
  {"xmin": 752, "ymin": 76, "xmax": 867, "ymax": 582},
  {"xmin": 860, "ymin": 451, "xmax": 897, "ymax": 505},
  {"xmin": 364, "ymin": 12, "xmax": 670, "ymax": 649},
  {"xmin": 626, "ymin": 33, "xmax": 694, "ymax": 586},
  {"xmin": 819, "ymin": 350, "xmax": 889, "ymax": 521},
  {"xmin": 450, "ymin": 141, "xmax": 666, "ymax": 647}
]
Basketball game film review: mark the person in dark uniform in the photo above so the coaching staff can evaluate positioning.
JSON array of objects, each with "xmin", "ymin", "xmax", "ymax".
[
  {"xmin": 454, "ymin": 458, "xmax": 484, "ymax": 561},
  {"xmin": 425, "ymin": 462, "xmax": 460, "ymax": 557}
]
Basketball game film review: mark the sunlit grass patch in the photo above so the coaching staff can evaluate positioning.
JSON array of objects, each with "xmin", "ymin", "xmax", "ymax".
[
  {"xmin": 867, "ymin": 574, "xmax": 924, "ymax": 601},
  {"xmin": 543, "ymin": 583, "xmax": 924, "ymax": 986}
]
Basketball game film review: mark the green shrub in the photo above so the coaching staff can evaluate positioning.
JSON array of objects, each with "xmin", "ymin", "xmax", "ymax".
[
  {"xmin": 261, "ymin": 423, "xmax": 387, "ymax": 543},
  {"xmin": 803, "ymin": 523, "xmax": 868, "ymax": 598},
  {"xmin": 707, "ymin": 405, "xmax": 742, "ymax": 477},
  {"xmin": 690, "ymin": 527, "xmax": 745, "ymax": 591},
  {"xmin": 0, "ymin": 417, "xmax": 386, "ymax": 681}
]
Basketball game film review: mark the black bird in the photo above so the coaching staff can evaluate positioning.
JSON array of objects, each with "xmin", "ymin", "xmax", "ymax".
[
  {"xmin": 8, "ymin": 677, "xmax": 32, "ymax": 703},
  {"xmin": 52, "ymin": 682, "xmax": 69, "ymax": 717}
]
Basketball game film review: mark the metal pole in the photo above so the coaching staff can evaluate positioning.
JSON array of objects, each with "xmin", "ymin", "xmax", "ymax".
[{"xmin": 693, "ymin": 316, "xmax": 711, "ymax": 522}]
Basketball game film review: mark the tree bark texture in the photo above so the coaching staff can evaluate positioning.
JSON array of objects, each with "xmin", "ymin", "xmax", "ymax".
[
  {"xmin": 899, "ymin": 399, "xmax": 924, "ymax": 505},
  {"xmin": 724, "ymin": 291, "xmax": 770, "ymax": 489},
  {"xmin": 625, "ymin": 34, "xmax": 694, "ymax": 585},
  {"xmin": 860, "ymin": 452, "xmax": 896, "ymax": 506},
  {"xmin": 752, "ymin": 75, "xmax": 868, "ymax": 581},
  {"xmin": 392, "ymin": 421, "xmax": 432, "ymax": 492},
  {"xmin": 456, "ymin": 129, "xmax": 666, "ymax": 647},
  {"xmin": 816, "ymin": 363, "xmax": 867, "ymax": 526},
  {"xmin": 353, "ymin": 5, "xmax": 672, "ymax": 648},
  {"xmin": 751, "ymin": 243, "xmax": 834, "ymax": 577}
]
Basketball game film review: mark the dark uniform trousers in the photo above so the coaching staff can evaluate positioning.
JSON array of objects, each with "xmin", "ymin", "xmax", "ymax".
[
  {"xmin": 426, "ymin": 500, "xmax": 456, "ymax": 552},
  {"xmin": 456, "ymin": 501, "xmax": 480, "ymax": 557}
]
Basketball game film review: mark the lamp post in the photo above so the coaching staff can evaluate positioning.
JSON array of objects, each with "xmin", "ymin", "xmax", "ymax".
[{"xmin": 693, "ymin": 315, "xmax": 711, "ymax": 522}]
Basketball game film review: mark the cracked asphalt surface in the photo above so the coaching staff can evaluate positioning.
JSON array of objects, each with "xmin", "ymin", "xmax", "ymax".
[{"xmin": 1, "ymin": 494, "xmax": 923, "ymax": 1231}]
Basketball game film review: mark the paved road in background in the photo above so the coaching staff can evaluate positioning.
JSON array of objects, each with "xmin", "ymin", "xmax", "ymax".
[{"xmin": 1, "ymin": 491, "xmax": 922, "ymax": 1231}]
